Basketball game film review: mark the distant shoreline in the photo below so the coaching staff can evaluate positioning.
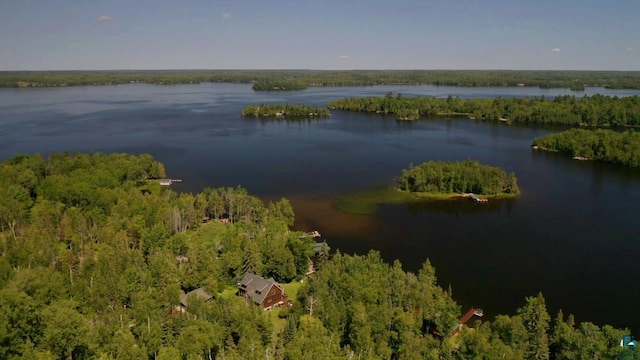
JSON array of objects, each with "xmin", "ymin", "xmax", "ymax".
[{"xmin": 2, "ymin": 69, "xmax": 640, "ymax": 89}]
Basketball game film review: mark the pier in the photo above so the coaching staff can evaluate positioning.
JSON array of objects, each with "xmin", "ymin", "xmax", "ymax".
[
  {"xmin": 300, "ymin": 230, "xmax": 321, "ymax": 238},
  {"xmin": 467, "ymin": 193, "xmax": 488, "ymax": 203},
  {"xmin": 158, "ymin": 178, "xmax": 182, "ymax": 186}
]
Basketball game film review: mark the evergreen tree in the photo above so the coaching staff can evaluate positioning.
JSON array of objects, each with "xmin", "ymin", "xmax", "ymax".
[{"xmin": 517, "ymin": 292, "xmax": 550, "ymax": 360}]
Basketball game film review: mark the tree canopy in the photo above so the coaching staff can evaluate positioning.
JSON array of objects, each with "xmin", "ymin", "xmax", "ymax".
[
  {"xmin": 328, "ymin": 93, "xmax": 640, "ymax": 126},
  {"xmin": 533, "ymin": 128, "xmax": 640, "ymax": 167},
  {"xmin": 396, "ymin": 159, "xmax": 520, "ymax": 196},
  {"xmin": 3, "ymin": 69, "xmax": 640, "ymax": 89},
  {"xmin": 0, "ymin": 153, "xmax": 630, "ymax": 359}
]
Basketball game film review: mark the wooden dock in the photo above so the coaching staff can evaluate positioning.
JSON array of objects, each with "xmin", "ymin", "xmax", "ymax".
[
  {"xmin": 158, "ymin": 178, "xmax": 182, "ymax": 186},
  {"xmin": 467, "ymin": 193, "xmax": 488, "ymax": 203}
]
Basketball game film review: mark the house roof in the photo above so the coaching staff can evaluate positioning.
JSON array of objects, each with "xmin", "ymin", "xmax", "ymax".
[
  {"xmin": 238, "ymin": 273, "xmax": 283, "ymax": 305},
  {"xmin": 180, "ymin": 287, "xmax": 213, "ymax": 307},
  {"xmin": 312, "ymin": 242, "xmax": 330, "ymax": 254}
]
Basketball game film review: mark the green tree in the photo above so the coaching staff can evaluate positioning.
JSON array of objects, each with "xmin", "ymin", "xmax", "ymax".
[
  {"xmin": 40, "ymin": 300, "xmax": 89, "ymax": 360},
  {"xmin": 517, "ymin": 292, "xmax": 550, "ymax": 360}
]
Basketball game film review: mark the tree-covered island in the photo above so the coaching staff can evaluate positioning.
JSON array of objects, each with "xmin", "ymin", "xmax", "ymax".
[
  {"xmin": 532, "ymin": 128, "xmax": 640, "ymax": 167},
  {"xmin": 396, "ymin": 159, "xmax": 520, "ymax": 198},
  {"xmin": 241, "ymin": 103, "xmax": 330, "ymax": 118},
  {"xmin": 328, "ymin": 92, "xmax": 640, "ymax": 126},
  {"xmin": 0, "ymin": 153, "xmax": 632, "ymax": 359}
]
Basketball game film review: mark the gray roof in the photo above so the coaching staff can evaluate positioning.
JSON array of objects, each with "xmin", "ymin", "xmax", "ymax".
[
  {"xmin": 238, "ymin": 273, "xmax": 283, "ymax": 305},
  {"xmin": 180, "ymin": 287, "xmax": 213, "ymax": 307},
  {"xmin": 312, "ymin": 242, "xmax": 330, "ymax": 254}
]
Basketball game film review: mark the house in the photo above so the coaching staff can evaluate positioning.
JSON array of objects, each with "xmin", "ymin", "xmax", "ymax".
[
  {"xmin": 179, "ymin": 287, "xmax": 213, "ymax": 309},
  {"xmin": 237, "ymin": 273, "xmax": 286, "ymax": 310}
]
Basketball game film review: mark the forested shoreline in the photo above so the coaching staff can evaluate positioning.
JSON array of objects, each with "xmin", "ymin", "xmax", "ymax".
[
  {"xmin": 0, "ymin": 153, "xmax": 630, "ymax": 359},
  {"xmin": 328, "ymin": 92, "xmax": 640, "ymax": 126},
  {"xmin": 533, "ymin": 129, "xmax": 640, "ymax": 167},
  {"xmin": 251, "ymin": 79, "xmax": 308, "ymax": 91},
  {"xmin": 241, "ymin": 103, "xmax": 330, "ymax": 118},
  {"xmin": 396, "ymin": 160, "xmax": 520, "ymax": 196},
  {"xmin": 2, "ymin": 69, "xmax": 640, "ymax": 89}
]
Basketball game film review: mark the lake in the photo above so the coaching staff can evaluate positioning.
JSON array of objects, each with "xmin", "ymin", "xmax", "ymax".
[{"xmin": 1, "ymin": 83, "xmax": 639, "ymax": 333}]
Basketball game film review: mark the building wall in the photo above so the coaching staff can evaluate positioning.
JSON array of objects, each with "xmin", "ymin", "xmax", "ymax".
[{"xmin": 261, "ymin": 285, "xmax": 284, "ymax": 309}]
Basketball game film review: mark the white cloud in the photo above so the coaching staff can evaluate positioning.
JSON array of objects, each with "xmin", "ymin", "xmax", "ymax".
[
  {"xmin": 551, "ymin": 48, "xmax": 561, "ymax": 52},
  {"xmin": 627, "ymin": 47, "xmax": 634, "ymax": 51},
  {"xmin": 222, "ymin": 12, "xmax": 231, "ymax": 18},
  {"xmin": 98, "ymin": 15, "xmax": 113, "ymax": 21},
  {"xmin": 339, "ymin": 55, "xmax": 349, "ymax": 59}
]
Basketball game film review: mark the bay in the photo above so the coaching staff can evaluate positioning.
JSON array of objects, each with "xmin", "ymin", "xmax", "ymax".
[{"xmin": 1, "ymin": 83, "xmax": 639, "ymax": 332}]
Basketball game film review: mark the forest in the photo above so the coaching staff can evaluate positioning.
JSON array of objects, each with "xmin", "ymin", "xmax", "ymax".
[
  {"xmin": 396, "ymin": 159, "xmax": 520, "ymax": 196},
  {"xmin": 0, "ymin": 153, "xmax": 631, "ymax": 359},
  {"xmin": 2, "ymin": 70, "xmax": 640, "ymax": 89},
  {"xmin": 241, "ymin": 103, "xmax": 330, "ymax": 118},
  {"xmin": 251, "ymin": 80, "xmax": 308, "ymax": 91},
  {"xmin": 327, "ymin": 92, "xmax": 640, "ymax": 126},
  {"xmin": 532, "ymin": 129, "xmax": 640, "ymax": 167}
]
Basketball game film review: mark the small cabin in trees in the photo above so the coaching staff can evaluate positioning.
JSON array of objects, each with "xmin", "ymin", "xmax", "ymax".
[
  {"xmin": 179, "ymin": 287, "xmax": 213, "ymax": 310},
  {"xmin": 237, "ymin": 273, "xmax": 286, "ymax": 310}
]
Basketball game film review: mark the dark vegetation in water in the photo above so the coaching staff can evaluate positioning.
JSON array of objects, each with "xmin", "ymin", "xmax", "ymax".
[
  {"xmin": 533, "ymin": 128, "xmax": 640, "ymax": 167},
  {"xmin": 396, "ymin": 159, "xmax": 520, "ymax": 196},
  {"xmin": 2, "ymin": 69, "xmax": 640, "ymax": 89},
  {"xmin": 241, "ymin": 103, "xmax": 330, "ymax": 118},
  {"xmin": 328, "ymin": 92, "xmax": 640, "ymax": 126},
  {"xmin": 0, "ymin": 153, "xmax": 629, "ymax": 359}
]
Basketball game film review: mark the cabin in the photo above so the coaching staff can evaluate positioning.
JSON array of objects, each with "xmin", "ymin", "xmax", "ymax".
[
  {"xmin": 179, "ymin": 287, "xmax": 213, "ymax": 309},
  {"xmin": 172, "ymin": 287, "xmax": 213, "ymax": 315},
  {"xmin": 237, "ymin": 273, "xmax": 286, "ymax": 310},
  {"xmin": 312, "ymin": 241, "xmax": 330, "ymax": 254}
]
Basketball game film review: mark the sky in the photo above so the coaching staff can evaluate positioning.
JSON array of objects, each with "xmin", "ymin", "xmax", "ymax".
[{"xmin": 1, "ymin": 0, "xmax": 638, "ymax": 71}]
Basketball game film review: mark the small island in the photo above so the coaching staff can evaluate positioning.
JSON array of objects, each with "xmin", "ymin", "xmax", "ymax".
[
  {"xmin": 241, "ymin": 103, "xmax": 330, "ymax": 118},
  {"xmin": 532, "ymin": 128, "xmax": 640, "ymax": 167},
  {"xmin": 396, "ymin": 159, "xmax": 520, "ymax": 198}
]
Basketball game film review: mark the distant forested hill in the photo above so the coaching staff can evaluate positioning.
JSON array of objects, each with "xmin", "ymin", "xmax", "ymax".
[{"xmin": 2, "ymin": 69, "xmax": 640, "ymax": 89}]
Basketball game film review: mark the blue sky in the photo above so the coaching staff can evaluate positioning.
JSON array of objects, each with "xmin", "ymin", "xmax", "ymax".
[{"xmin": 1, "ymin": 0, "xmax": 638, "ymax": 70}]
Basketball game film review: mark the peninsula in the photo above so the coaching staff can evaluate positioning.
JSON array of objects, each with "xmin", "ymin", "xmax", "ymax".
[
  {"xmin": 327, "ymin": 92, "xmax": 640, "ymax": 127},
  {"xmin": 241, "ymin": 103, "xmax": 330, "ymax": 118},
  {"xmin": 532, "ymin": 128, "xmax": 640, "ymax": 167}
]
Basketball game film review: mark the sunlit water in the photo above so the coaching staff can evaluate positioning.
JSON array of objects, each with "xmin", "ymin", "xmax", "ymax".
[{"xmin": 1, "ymin": 83, "xmax": 639, "ymax": 332}]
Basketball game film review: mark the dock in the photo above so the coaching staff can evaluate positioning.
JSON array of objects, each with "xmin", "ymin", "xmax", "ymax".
[
  {"xmin": 158, "ymin": 178, "xmax": 182, "ymax": 186},
  {"xmin": 300, "ymin": 230, "xmax": 321, "ymax": 238},
  {"xmin": 466, "ymin": 193, "xmax": 488, "ymax": 203}
]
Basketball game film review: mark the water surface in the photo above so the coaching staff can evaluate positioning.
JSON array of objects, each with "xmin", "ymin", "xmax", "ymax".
[{"xmin": 1, "ymin": 83, "xmax": 639, "ymax": 332}]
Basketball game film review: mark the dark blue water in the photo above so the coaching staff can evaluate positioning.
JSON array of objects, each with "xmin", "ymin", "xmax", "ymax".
[{"xmin": 1, "ymin": 83, "xmax": 639, "ymax": 333}]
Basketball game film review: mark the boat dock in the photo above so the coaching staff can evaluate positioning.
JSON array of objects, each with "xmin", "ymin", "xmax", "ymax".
[
  {"xmin": 300, "ymin": 230, "xmax": 321, "ymax": 238},
  {"xmin": 158, "ymin": 178, "xmax": 183, "ymax": 186},
  {"xmin": 465, "ymin": 193, "xmax": 488, "ymax": 203}
]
